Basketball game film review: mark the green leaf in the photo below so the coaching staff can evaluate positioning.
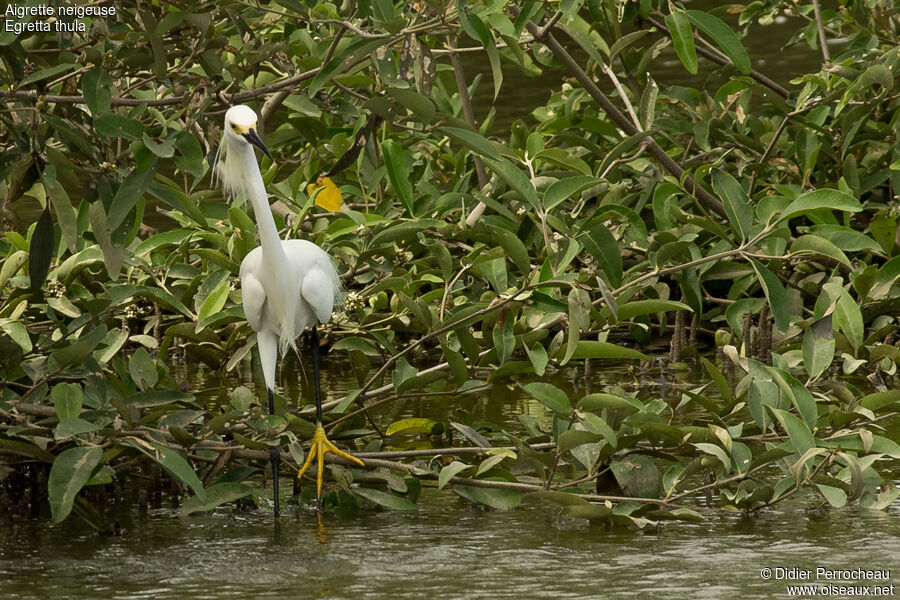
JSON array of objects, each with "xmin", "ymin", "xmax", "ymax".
[
  {"xmin": 354, "ymin": 487, "xmax": 417, "ymax": 510},
  {"xmin": 554, "ymin": 340, "xmax": 649, "ymax": 361},
  {"xmin": 824, "ymin": 283, "xmax": 863, "ymax": 352},
  {"xmin": 49, "ymin": 325, "xmax": 108, "ymax": 370},
  {"xmin": 454, "ymin": 485, "xmax": 522, "ymax": 510},
  {"xmin": 614, "ymin": 299, "xmax": 692, "ymax": 321},
  {"xmin": 81, "ymin": 68, "xmax": 112, "ymax": 115},
  {"xmin": 701, "ymin": 357, "xmax": 734, "ymax": 404},
  {"xmin": 174, "ymin": 131, "xmax": 205, "ymax": 179},
  {"xmin": 807, "ymin": 225, "xmax": 880, "ymax": 253},
  {"xmin": 391, "ymin": 358, "xmax": 418, "ymax": 391},
  {"xmin": 107, "ymin": 167, "xmax": 156, "ymax": 232},
  {"xmin": 750, "ymin": 259, "xmax": 790, "ymax": 332},
  {"xmin": 791, "ymin": 235, "xmax": 852, "ymax": 268},
  {"xmin": 519, "ymin": 382, "xmax": 571, "ymax": 416},
  {"xmin": 481, "ymin": 257, "xmax": 508, "ymax": 294},
  {"xmin": 21, "ymin": 63, "xmax": 76, "ymax": 86},
  {"xmin": 180, "ymin": 483, "xmax": 254, "ymax": 516},
  {"xmin": 815, "ymin": 483, "xmax": 848, "ymax": 508},
  {"xmin": 52, "ymin": 382, "xmax": 83, "ymax": 420},
  {"xmin": 388, "ymin": 88, "xmax": 437, "ymax": 122},
  {"xmin": 483, "ymin": 157, "xmax": 540, "ymax": 210},
  {"xmin": 770, "ymin": 408, "xmax": 816, "ymax": 455},
  {"xmin": 308, "ymin": 37, "xmax": 388, "ymax": 96},
  {"xmin": 196, "ymin": 278, "xmax": 231, "ymax": 332},
  {"xmin": 563, "ymin": 287, "xmax": 590, "ymax": 364},
  {"xmin": 533, "ymin": 148, "xmax": 592, "ymax": 176},
  {"xmin": 55, "ymin": 417, "xmax": 102, "ymax": 440},
  {"xmin": 686, "ymin": 10, "xmax": 751, "ymax": 74},
  {"xmin": 451, "ymin": 422, "xmax": 491, "ymax": 447},
  {"xmin": 128, "ymin": 347, "xmax": 158, "ymax": 390},
  {"xmin": 45, "ymin": 168, "xmax": 77, "ymax": 253},
  {"xmin": 488, "ymin": 226, "xmax": 530, "ymax": 275},
  {"xmin": 558, "ymin": 429, "xmax": 604, "ymax": 453},
  {"xmin": 609, "ymin": 30, "xmax": 652, "ymax": 62},
  {"xmin": 528, "ymin": 490, "xmax": 590, "ymax": 506},
  {"xmin": 385, "ymin": 418, "xmax": 441, "ymax": 436},
  {"xmin": 438, "ymin": 461, "xmax": 473, "ymax": 489},
  {"xmin": 776, "ymin": 189, "xmax": 861, "ymax": 224},
  {"xmin": 382, "ymin": 139, "xmax": 415, "ymax": 215},
  {"xmin": 486, "ymin": 40, "xmax": 502, "ymax": 101},
  {"xmin": 666, "ymin": 10, "xmax": 698, "ymax": 75},
  {"xmin": 563, "ymin": 503, "xmax": 612, "ymax": 522},
  {"xmin": 29, "ymin": 206, "xmax": 54, "ymax": 291},
  {"xmin": 48, "ymin": 447, "xmax": 102, "ymax": 523},
  {"xmin": 94, "ymin": 113, "xmax": 145, "ymax": 139},
  {"xmin": 0, "ymin": 439, "xmax": 55, "ymax": 462},
  {"xmin": 543, "ymin": 176, "xmax": 601, "ymax": 211},
  {"xmin": 558, "ymin": 19, "xmax": 608, "ymax": 69},
  {"xmin": 802, "ymin": 314, "xmax": 834, "ymax": 381},
  {"xmin": 142, "ymin": 133, "xmax": 176, "ymax": 158},
  {"xmin": 859, "ymin": 389, "xmax": 900, "ymax": 412},
  {"xmin": 0, "ymin": 250, "xmax": 28, "ymax": 291},
  {"xmin": 492, "ymin": 315, "xmax": 515, "ymax": 363},
  {"xmin": 438, "ymin": 126, "xmax": 501, "ymax": 160},
  {"xmin": 89, "ymin": 201, "xmax": 123, "ymax": 280},
  {"xmin": 578, "ymin": 393, "xmax": 642, "ymax": 413},
  {"xmin": 711, "ymin": 169, "xmax": 752, "ymax": 242},
  {"xmin": 123, "ymin": 439, "xmax": 206, "ymax": 501},
  {"xmin": 457, "ymin": 0, "xmax": 489, "ymax": 44},
  {"xmin": 580, "ymin": 224, "xmax": 622, "ymax": 287},
  {"xmin": 693, "ymin": 443, "xmax": 731, "ymax": 472},
  {"xmin": 861, "ymin": 486, "xmax": 900, "ymax": 510},
  {"xmin": 525, "ymin": 342, "xmax": 548, "ymax": 376},
  {"xmin": 610, "ymin": 455, "xmax": 661, "ymax": 498}
]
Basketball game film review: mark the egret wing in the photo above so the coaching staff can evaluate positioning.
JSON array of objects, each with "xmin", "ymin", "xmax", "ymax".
[
  {"xmin": 240, "ymin": 269, "xmax": 267, "ymax": 333},
  {"xmin": 301, "ymin": 266, "xmax": 337, "ymax": 325}
]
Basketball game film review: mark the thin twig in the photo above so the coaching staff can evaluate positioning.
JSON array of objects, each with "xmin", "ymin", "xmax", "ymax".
[
  {"xmin": 447, "ymin": 36, "xmax": 490, "ymax": 227},
  {"xmin": 811, "ymin": 0, "xmax": 831, "ymax": 62}
]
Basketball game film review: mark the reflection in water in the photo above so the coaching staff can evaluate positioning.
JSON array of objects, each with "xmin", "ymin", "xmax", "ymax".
[{"xmin": 315, "ymin": 512, "xmax": 329, "ymax": 546}]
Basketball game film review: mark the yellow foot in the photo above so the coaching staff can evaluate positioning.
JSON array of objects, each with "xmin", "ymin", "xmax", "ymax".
[{"xmin": 297, "ymin": 423, "xmax": 365, "ymax": 498}]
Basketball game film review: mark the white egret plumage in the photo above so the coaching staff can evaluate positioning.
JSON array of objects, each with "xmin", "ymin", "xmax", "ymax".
[{"xmin": 216, "ymin": 105, "xmax": 364, "ymax": 516}]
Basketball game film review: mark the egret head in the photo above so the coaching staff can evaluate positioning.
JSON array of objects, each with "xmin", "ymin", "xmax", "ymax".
[
  {"xmin": 215, "ymin": 105, "xmax": 272, "ymax": 199},
  {"xmin": 223, "ymin": 105, "xmax": 272, "ymax": 159}
]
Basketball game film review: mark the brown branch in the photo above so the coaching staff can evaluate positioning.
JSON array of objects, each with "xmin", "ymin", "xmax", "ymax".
[{"xmin": 0, "ymin": 67, "xmax": 322, "ymax": 107}]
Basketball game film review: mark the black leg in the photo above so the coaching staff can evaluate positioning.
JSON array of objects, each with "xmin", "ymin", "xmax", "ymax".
[
  {"xmin": 268, "ymin": 388, "xmax": 280, "ymax": 518},
  {"xmin": 311, "ymin": 325, "xmax": 323, "ymax": 423},
  {"xmin": 311, "ymin": 326, "xmax": 324, "ymax": 510}
]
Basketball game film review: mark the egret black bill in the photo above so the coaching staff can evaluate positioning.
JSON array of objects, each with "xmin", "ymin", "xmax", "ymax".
[{"xmin": 242, "ymin": 128, "xmax": 272, "ymax": 160}]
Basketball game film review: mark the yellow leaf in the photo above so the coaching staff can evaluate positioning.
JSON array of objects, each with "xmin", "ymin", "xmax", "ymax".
[{"xmin": 307, "ymin": 176, "xmax": 344, "ymax": 211}]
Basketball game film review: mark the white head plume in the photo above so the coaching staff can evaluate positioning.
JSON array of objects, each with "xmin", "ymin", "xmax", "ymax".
[{"xmin": 214, "ymin": 105, "xmax": 270, "ymax": 199}]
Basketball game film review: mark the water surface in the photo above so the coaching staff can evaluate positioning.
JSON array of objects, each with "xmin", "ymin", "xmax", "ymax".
[{"xmin": 3, "ymin": 487, "xmax": 898, "ymax": 599}]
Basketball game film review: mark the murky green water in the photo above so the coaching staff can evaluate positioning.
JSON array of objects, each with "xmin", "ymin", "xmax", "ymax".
[{"xmin": 2, "ymin": 485, "xmax": 898, "ymax": 599}]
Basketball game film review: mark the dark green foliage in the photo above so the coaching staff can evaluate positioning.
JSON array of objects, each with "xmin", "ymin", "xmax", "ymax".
[{"xmin": 1, "ymin": 0, "xmax": 899, "ymax": 526}]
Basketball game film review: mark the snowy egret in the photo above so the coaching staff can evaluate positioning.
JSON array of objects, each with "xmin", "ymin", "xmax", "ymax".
[{"xmin": 216, "ymin": 105, "xmax": 364, "ymax": 516}]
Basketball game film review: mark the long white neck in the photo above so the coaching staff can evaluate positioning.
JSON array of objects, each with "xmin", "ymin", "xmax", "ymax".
[{"xmin": 235, "ymin": 142, "xmax": 286, "ymax": 264}]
